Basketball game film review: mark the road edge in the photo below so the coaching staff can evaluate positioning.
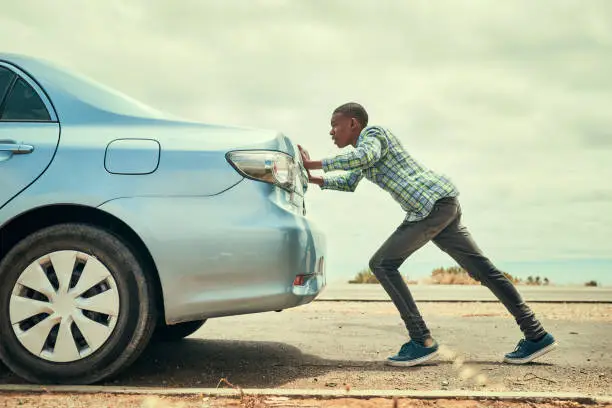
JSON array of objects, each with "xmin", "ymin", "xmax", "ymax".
[
  {"xmin": 0, "ymin": 385, "xmax": 610, "ymax": 404},
  {"xmin": 314, "ymin": 299, "xmax": 612, "ymax": 304}
]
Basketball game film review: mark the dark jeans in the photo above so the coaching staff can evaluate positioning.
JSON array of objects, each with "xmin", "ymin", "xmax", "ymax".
[{"xmin": 369, "ymin": 196, "xmax": 546, "ymax": 344}]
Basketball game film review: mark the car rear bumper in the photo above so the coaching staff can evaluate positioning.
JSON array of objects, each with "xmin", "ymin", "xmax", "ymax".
[{"xmin": 98, "ymin": 179, "xmax": 326, "ymax": 325}]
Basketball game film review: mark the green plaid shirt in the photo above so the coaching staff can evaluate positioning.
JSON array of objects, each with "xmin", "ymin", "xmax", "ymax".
[{"xmin": 321, "ymin": 126, "xmax": 459, "ymax": 222}]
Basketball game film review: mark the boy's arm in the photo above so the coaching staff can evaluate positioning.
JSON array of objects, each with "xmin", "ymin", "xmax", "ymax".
[
  {"xmin": 297, "ymin": 143, "xmax": 363, "ymax": 192},
  {"xmin": 322, "ymin": 127, "xmax": 386, "ymax": 172},
  {"xmin": 320, "ymin": 170, "xmax": 364, "ymax": 192},
  {"xmin": 305, "ymin": 169, "xmax": 363, "ymax": 192}
]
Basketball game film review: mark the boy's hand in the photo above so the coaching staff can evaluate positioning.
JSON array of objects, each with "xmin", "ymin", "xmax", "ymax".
[
  {"xmin": 297, "ymin": 145, "xmax": 324, "ymax": 186},
  {"xmin": 297, "ymin": 144, "xmax": 312, "ymax": 175},
  {"xmin": 297, "ymin": 144, "xmax": 310, "ymax": 162},
  {"xmin": 308, "ymin": 175, "xmax": 324, "ymax": 186},
  {"xmin": 297, "ymin": 144, "xmax": 322, "ymax": 171}
]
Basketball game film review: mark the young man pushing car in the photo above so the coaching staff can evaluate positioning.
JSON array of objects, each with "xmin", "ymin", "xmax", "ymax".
[{"xmin": 298, "ymin": 102, "xmax": 557, "ymax": 367}]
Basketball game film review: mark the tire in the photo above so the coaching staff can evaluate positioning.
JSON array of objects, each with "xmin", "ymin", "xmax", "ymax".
[
  {"xmin": 152, "ymin": 320, "xmax": 206, "ymax": 342},
  {"xmin": 0, "ymin": 223, "xmax": 157, "ymax": 384}
]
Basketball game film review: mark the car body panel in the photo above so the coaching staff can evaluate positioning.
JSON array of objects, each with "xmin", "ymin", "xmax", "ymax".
[
  {"xmin": 0, "ymin": 53, "xmax": 325, "ymax": 328},
  {"xmin": 99, "ymin": 180, "xmax": 326, "ymax": 324},
  {"xmin": 0, "ymin": 53, "xmax": 307, "ymax": 209},
  {"xmin": 0, "ymin": 122, "xmax": 307, "ymax": 224}
]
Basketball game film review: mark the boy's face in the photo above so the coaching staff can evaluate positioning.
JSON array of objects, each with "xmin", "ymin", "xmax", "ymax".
[{"xmin": 329, "ymin": 112, "xmax": 360, "ymax": 148}]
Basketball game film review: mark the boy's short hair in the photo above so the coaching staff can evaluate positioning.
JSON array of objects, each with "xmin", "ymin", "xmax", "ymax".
[{"xmin": 333, "ymin": 102, "xmax": 368, "ymax": 128}]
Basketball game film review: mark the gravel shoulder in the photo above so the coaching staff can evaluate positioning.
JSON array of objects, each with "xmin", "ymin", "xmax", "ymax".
[{"xmin": 0, "ymin": 393, "xmax": 610, "ymax": 408}]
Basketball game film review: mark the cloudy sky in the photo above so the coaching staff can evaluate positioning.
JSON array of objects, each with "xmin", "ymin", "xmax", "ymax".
[{"xmin": 2, "ymin": 0, "xmax": 611, "ymax": 285}]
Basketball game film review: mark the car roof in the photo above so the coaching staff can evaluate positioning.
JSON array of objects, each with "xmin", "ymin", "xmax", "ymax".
[{"xmin": 0, "ymin": 53, "xmax": 173, "ymax": 124}]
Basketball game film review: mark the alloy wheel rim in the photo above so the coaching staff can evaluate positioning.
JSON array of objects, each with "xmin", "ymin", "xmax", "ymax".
[{"xmin": 9, "ymin": 250, "xmax": 120, "ymax": 363}]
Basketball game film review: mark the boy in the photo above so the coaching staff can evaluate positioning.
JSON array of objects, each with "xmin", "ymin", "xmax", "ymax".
[{"xmin": 298, "ymin": 102, "xmax": 557, "ymax": 367}]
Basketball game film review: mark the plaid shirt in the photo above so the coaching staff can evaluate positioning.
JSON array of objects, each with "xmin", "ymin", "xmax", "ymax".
[{"xmin": 321, "ymin": 126, "xmax": 459, "ymax": 222}]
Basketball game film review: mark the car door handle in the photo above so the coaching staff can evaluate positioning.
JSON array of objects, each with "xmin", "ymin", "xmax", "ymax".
[{"xmin": 0, "ymin": 143, "xmax": 34, "ymax": 154}]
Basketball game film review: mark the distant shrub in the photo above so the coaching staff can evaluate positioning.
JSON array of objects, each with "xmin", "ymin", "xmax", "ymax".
[
  {"xmin": 503, "ymin": 272, "xmax": 522, "ymax": 284},
  {"xmin": 348, "ymin": 266, "xmax": 548, "ymax": 286},
  {"xmin": 585, "ymin": 280, "xmax": 599, "ymax": 287},
  {"xmin": 348, "ymin": 268, "xmax": 379, "ymax": 284},
  {"xmin": 525, "ymin": 276, "xmax": 551, "ymax": 286},
  {"xmin": 348, "ymin": 268, "xmax": 418, "ymax": 284},
  {"xmin": 426, "ymin": 267, "xmax": 526, "ymax": 285},
  {"xmin": 429, "ymin": 266, "xmax": 478, "ymax": 285}
]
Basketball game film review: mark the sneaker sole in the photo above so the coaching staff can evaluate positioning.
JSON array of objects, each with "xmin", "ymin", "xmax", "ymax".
[
  {"xmin": 385, "ymin": 350, "xmax": 439, "ymax": 367},
  {"xmin": 503, "ymin": 341, "xmax": 558, "ymax": 365}
]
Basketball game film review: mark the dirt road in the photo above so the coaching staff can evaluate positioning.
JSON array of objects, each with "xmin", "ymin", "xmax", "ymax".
[{"xmin": 0, "ymin": 302, "xmax": 610, "ymax": 404}]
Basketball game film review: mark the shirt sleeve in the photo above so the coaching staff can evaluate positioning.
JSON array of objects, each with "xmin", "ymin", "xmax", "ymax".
[
  {"xmin": 320, "ymin": 170, "xmax": 364, "ymax": 192},
  {"xmin": 321, "ymin": 126, "xmax": 387, "ymax": 172}
]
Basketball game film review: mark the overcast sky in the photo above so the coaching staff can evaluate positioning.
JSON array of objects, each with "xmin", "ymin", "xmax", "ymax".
[{"xmin": 2, "ymin": 0, "xmax": 611, "ymax": 285}]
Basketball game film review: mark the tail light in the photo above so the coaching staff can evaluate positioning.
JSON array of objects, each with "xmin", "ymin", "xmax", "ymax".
[
  {"xmin": 226, "ymin": 150, "xmax": 296, "ymax": 190},
  {"xmin": 293, "ymin": 274, "xmax": 307, "ymax": 286}
]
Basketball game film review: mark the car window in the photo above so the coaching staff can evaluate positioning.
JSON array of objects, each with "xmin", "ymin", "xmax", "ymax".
[
  {"xmin": 1, "ymin": 77, "xmax": 51, "ymax": 122},
  {"xmin": 0, "ymin": 67, "xmax": 15, "ymax": 104}
]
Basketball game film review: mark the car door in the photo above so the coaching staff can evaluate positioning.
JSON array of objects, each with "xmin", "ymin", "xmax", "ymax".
[{"xmin": 0, "ymin": 62, "xmax": 60, "ymax": 209}]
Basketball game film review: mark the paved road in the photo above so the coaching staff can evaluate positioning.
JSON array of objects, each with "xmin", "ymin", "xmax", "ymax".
[
  {"xmin": 318, "ymin": 284, "xmax": 612, "ymax": 303},
  {"xmin": 2, "ymin": 301, "xmax": 609, "ymax": 396}
]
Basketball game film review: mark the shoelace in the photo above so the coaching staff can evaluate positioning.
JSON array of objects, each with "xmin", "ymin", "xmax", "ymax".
[{"xmin": 513, "ymin": 339, "xmax": 526, "ymax": 352}]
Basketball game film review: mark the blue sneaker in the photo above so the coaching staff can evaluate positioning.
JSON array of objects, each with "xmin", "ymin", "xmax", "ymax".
[
  {"xmin": 386, "ymin": 340, "xmax": 439, "ymax": 367},
  {"xmin": 504, "ymin": 333, "xmax": 558, "ymax": 364}
]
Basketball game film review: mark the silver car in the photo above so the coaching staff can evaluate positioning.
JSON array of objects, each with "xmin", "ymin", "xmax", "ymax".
[{"xmin": 0, "ymin": 53, "xmax": 326, "ymax": 385}]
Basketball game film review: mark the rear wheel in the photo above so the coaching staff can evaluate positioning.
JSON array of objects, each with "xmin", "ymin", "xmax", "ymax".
[
  {"xmin": 153, "ymin": 320, "xmax": 206, "ymax": 342},
  {"xmin": 0, "ymin": 223, "xmax": 157, "ymax": 384}
]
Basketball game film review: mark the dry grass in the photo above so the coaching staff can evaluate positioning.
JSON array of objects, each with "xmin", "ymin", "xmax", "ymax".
[
  {"xmin": 426, "ymin": 267, "xmax": 479, "ymax": 285},
  {"xmin": 349, "ymin": 266, "xmax": 536, "ymax": 286},
  {"xmin": 348, "ymin": 269, "xmax": 420, "ymax": 285},
  {"xmin": 348, "ymin": 269, "xmax": 380, "ymax": 284}
]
